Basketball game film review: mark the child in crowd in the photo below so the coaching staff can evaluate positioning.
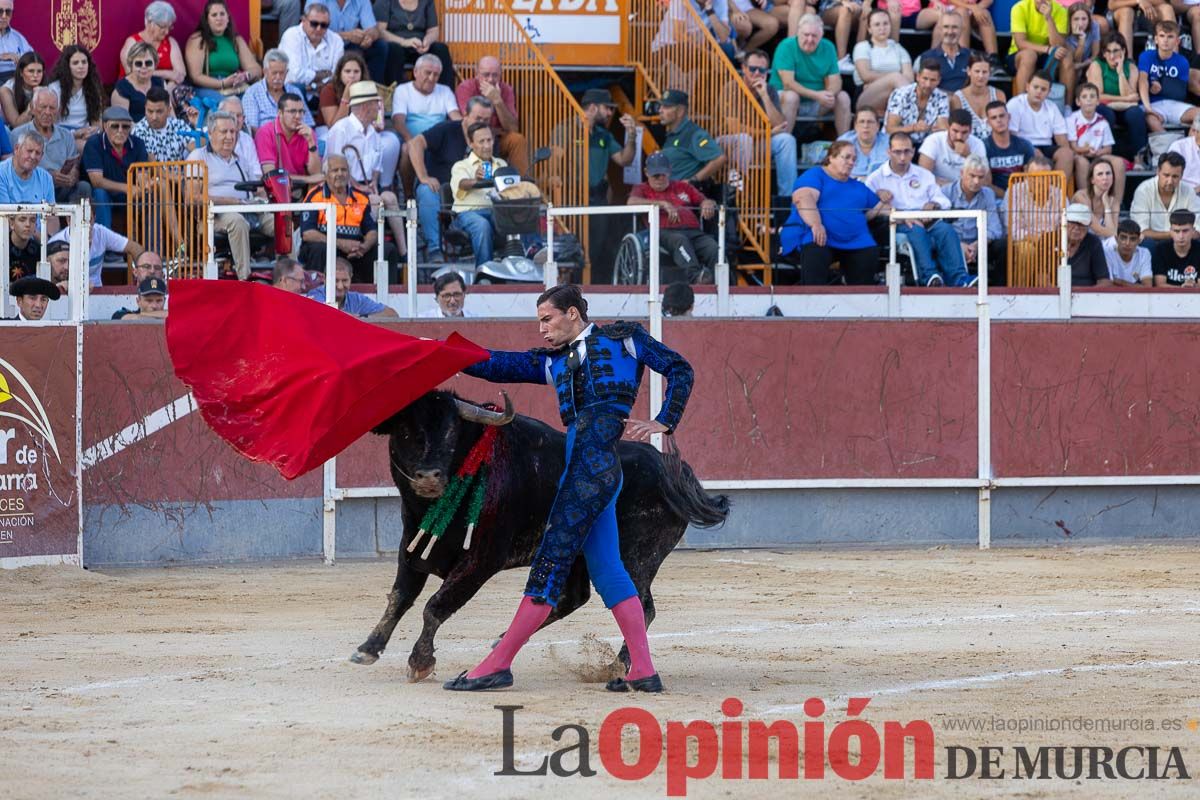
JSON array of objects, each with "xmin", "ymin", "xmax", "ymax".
[
  {"xmin": 1065, "ymin": 2, "xmax": 1100, "ymax": 78},
  {"xmin": 1139, "ymin": 21, "xmax": 1198, "ymax": 132},
  {"xmin": 1066, "ymin": 82, "xmax": 1125, "ymax": 207},
  {"xmin": 1006, "ymin": 71, "xmax": 1074, "ymax": 178}
]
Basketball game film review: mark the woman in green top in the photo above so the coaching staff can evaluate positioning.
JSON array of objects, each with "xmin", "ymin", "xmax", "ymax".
[
  {"xmin": 1085, "ymin": 31, "xmax": 1146, "ymax": 164},
  {"xmin": 184, "ymin": 0, "xmax": 262, "ymax": 102}
]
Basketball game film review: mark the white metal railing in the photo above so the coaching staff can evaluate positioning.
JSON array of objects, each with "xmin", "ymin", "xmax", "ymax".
[{"xmin": 374, "ymin": 202, "xmax": 418, "ymax": 318}]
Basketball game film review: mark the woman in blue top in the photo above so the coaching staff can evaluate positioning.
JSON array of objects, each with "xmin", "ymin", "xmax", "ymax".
[{"xmin": 781, "ymin": 140, "xmax": 890, "ymax": 284}]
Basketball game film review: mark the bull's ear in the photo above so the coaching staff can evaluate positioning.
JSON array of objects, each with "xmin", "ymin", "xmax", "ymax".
[{"xmin": 371, "ymin": 414, "xmax": 400, "ymax": 436}]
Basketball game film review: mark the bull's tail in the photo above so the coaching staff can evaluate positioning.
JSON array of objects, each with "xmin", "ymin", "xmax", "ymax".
[{"xmin": 659, "ymin": 437, "xmax": 730, "ymax": 528}]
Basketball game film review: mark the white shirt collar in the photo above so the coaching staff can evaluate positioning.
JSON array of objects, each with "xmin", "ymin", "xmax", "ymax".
[{"xmin": 571, "ymin": 323, "xmax": 594, "ymax": 346}]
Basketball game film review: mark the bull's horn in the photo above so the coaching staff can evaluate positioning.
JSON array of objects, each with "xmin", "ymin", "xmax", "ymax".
[{"xmin": 455, "ymin": 392, "xmax": 515, "ymax": 426}]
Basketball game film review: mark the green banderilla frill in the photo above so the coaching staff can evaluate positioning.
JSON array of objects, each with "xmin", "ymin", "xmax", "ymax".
[{"xmin": 406, "ymin": 426, "xmax": 498, "ymax": 559}]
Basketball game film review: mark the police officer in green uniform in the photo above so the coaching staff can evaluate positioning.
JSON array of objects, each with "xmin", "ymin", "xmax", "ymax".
[
  {"xmin": 658, "ymin": 90, "xmax": 727, "ymax": 187},
  {"xmin": 583, "ymin": 88, "xmax": 636, "ymax": 283}
]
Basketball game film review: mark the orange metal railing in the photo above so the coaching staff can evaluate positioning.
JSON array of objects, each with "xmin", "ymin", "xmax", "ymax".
[
  {"xmin": 127, "ymin": 160, "xmax": 210, "ymax": 280},
  {"xmin": 436, "ymin": 0, "xmax": 590, "ymax": 274},
  {"xmin": 627, "ymin": 0, "xmax": 773, "ymax": 281},
  {"xmin": 1006, "ymin": 171, "xmax": 1066, "ymax": 288}
]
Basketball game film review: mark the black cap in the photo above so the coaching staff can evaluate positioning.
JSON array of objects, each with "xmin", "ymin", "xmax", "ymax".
[
  {"xmin": 10, "ymin": 276, "xmax": 61, "ymax": 300},
  {"xmin": 138, "ymin": 277, "xmax": 167, "ymax": 297},
  {"xmin": 659, "ymin": 90, "xmax": 689, "ymax": 107},
  {"xmin": 645, "ymin": 152, "xmax": 671, "ymax": 176},
  {"xmin": 46, "ymin": 241, "xmax": 70, "ymax": 257},
  {"xmin": 580, "ymin": 88, "xmax": 617, "ymax": 108}
]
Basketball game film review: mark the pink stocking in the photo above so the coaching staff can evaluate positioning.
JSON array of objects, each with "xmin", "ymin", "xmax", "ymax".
[
  {"xmin": 467, "ymin": 596, "xmax": 551, "ymax": 678},
  {"xmin": 611, "ymin": 596, "xmax": 656, "ymax": 680}
]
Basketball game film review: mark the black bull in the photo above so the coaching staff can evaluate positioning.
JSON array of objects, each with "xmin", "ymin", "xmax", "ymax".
[{"xmin": 350, "ymin": 390, "xmax": 730, "ymax": 681}]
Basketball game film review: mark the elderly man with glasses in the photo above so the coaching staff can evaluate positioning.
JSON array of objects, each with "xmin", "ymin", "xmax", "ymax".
[
  {"xmin": 278, "ymin": 2, "xmax": 345, "ymax": 106},
  {"xmin": 0, "ymin": 0, "xmax": 32, "ymax": 85},
  {"xmin": 82, "ymin": 106, "xmax": 149, "ymax": 230},
  {"xmin": 217, "ymin": 96, "xmax": 261, "ymax": 168}
]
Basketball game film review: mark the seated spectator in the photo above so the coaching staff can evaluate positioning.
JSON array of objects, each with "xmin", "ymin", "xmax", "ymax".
[
  {"xmin": 374, "ymin": 0, "xmax": 455, "ymax": 86},
  {"xmin": 0, "ymin": 0, "xmax": 32, "ymax": 85},
  {"xmin": 46, "ymin": 240, "xmax": 70, "ymax": 295},
  {"xmin": 7, "ymin": 277, "xmax": 57, "ymax": 321},
  {"xmin": 0, "ymin": 130, "xmax": 56, "ymax": 222},
  {"xmin": 946, "ymin": 154, "xmax": 1005, "ymax": 281},
  {"xmin": 838, "ymin": 107, "xmax": 890, "ymax": 178},
  {"xmin": 1007, "ymin": 0, "xmax": 1073, "ymax": 96},
  {"xmin": 1181, "ymin": 0, "xmax": 1200, "ymax": 54},
  {"xmin": 1063, "ymin": 3, "xmax": 1100, "ymax": 84},
  {"xmin": 1006, "ymin": 71, "xmax": 1073, "ymax": 177},
  {"xmin": 852, "ymin": 10, "xmax": 914, "ymax": 116},
  {"xmin": 305, "ymin": 257, "xmax": 398, "ymax": 317},
  {"xmin": 1071, "ymin": 157, "xmax": 1119, "ymax": 239},
  {"xmin": 112, "ymin": 43, "xmax": 167, "ymax": 124},
  {"xmin": 316, "ymin": 0, "xmax": 385, "ymax": 86},
  {"xmin": 780, "ymin": 140, "xmax": 888, "ymax": 284},
  {"xmin": 1104, "ymin": 219, "xmax": 1152, "ymax": 286},
  {"xmin": 820, "ymin": 0, "xmax": 872, "ymax": 71},
  {"xmin": 318, "ymin": 52, "xmax": 368, "ymax": 128},
  {"xmin": 271, "ymin": 255, "xmax": 306, "ymax": 293},
  {"xmin": 14, "ymin": 89, "xmax": 88, "ymax": 203},
  {"xmin": 119, "ymin": 1, "xmax": 187, "ymax": 87},
  {"xmin": 112, "ymin": 277, "xmax": 168, "ymax": 320},
  {"xmin": 190, "ymin": 111, "xmax": 274, "ymax": 280},
  {"xmin": 83, "ymin": 107, "xmax": 149, "ymax": 230},
  {"xmin": 326, "ymin": 80, "xmax": 405, "ymax": 252},
  {"xmin": 867, "ymin": 131, "xmax": 972, "ymax": 287},
  {"xmin": 918, "ymin": 108, "xmax": 988, "ymax": 185},
  {"xmin": 133, "ymin": 87, "xmax": 198, "ymax": 163},
  {"xmin": 693, "ymin": 0, "xmax": 738, "ymax": 62},
  {"xmin": 46, "ymin": 45, "xmax": 103, "ymax": 132},
  {"xmin": 455, "ymin": 56, "xmax": 530, "ymax": 175},
  {"xmin": 885, "ymin": 58, "xmax": 949, "ymax": 149},
  {"xmin": 48, "ymin": 222, "xmax": 144, "ymax": 287},
  {"xmin": 300, "ymin": 154, "xmax": 396, "ymax": 281},
  {"xmin": 1005, "ymin": 152, "xmax": 1063, "ymax": 243},
  {"xmin": 256, "ymin": 92, "xmax": 325, "ymax": 194},
  {"xmin": 279, "ymin": 3, "xmax": 345, "ymax": 107},
  {"xmin": 769, "ymin": 13, "xmax": 852, "ymax": 134},
  {"xmin": 879, "ymin": 0, "xmax": 938, "ymax": 66},
  {"xmin": 391, "ymin": 54, "xmax": 459, "ymax": 142},
  {"xmin": 658, "ymin": 90, "xmax": 727, "ymax": 185},
  {"xmin": 1168, "ymin": 115, "xmax": 1200, "ymax": 193},
  {"xmin": 939, "ymin": 4, "xmax": 1001, "ymax": 71},
  {"xmin": 1064, "ymin": 202, "xmax": 1110, "ymax": 285},
  {"xmin": 1152, "ymin": 210, "xmax": 1200, "ymax": 286},
  {"xmin": 184, "ymin": 0, "xmax": 262, "ymax": 102},
  {"xmin": 1066, "ymin": 82, "xmax": 1125, "ymax": 206},
  {"xmin": 918, "ymin": 11, "xmax": 978, "ymax": 94},
  {"xmin": 628, "ymin": 151, "xmax": 719, "ymax": 284},
  {"xmin": 7, "ymin": 212, "xmax": 37, "ymax": 279},
  {"xmin": 408, "ymin": 97, "xmax": 494, "ymax": 262},
  {"xmin": 1131, "ymin": 152, "xmax": 1200, "ymax": 243},
  {"xmin": 662, "ymin": 282, "xmax": 695, "ymax": 317},
  {"xmin": 0, "ymin": 52, "xmax": 42, "ymax": 128},
  {"xmin": 217, "ymin": 96, "xmax": 259, "ymax": 166},
  {"xmin": 243, "ymin": 50, "xmax": 314, "ymax": 133},
  {"xmin": 728, "ymin": 0, "xmax": 782, "ymax": 53},
  {"xmin": 1087, "ymin": 32, "xmax": 1145, "ymax": 166},
  {"xmin": 420, "ymin": 271, "xmax": 471, "ymax": 317},
  {"xmin": 983, "ymin": 100, "xmax": 1036, "ymax": 198},
  {"xmin": 131, "ymin": 250, "xmax": 166, "ymax": 285},
  {"xmin": 736, "ymin": 50, "xmax": 797, "ymax": 197},
  {"xmin": 1140, "ymin": 22, "xmax": 1198, "ymax": 133},
  {"xmin": 449, "ymin": 122, "xmax": 507, "ymax": 268},
  {"xmin": 951, "ymin": 52, "xmax": 1008, "ymax": 142},
  {"xmin": 1112, "ymin": 0, "xmax": 1177, "ymax": 62}
]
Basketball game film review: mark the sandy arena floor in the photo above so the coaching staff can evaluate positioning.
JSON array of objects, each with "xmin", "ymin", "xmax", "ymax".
[{"xmin": 2, "ymin": 545, "xmax": 1200, "ymax": 799}]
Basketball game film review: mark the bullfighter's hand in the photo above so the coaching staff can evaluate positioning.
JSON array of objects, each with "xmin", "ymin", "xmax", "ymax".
[{"xmin": 624, "ymin": 419, "xmax": 669, "ymax": 441}]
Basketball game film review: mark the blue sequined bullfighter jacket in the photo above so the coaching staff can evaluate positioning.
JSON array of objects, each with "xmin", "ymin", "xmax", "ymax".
[{"xmin": 462, "ymin": 321, "xmax": 694, "ymax": 432}]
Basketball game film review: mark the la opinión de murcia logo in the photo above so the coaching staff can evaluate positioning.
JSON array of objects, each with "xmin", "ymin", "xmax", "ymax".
[{"xmin": 494, "ymin": 699, "xmax": 1193, "ymax": 795}]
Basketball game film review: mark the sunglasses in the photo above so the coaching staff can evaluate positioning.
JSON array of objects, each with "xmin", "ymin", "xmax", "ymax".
[
  {"xmin": 307, "ymin": 19, "xmax": 329, "ymax": 28},
  {"xmin": 132, "ymin": 60, "xmax": 154, "ymax": 68},
  {"xmin": 0, "ymin": 9, "xmax": 12, "ymax": 15},
  {"xmin": 109, "ymin": 122, "xmax": 132, "ymax": 130},
  {"xmin": 746, "ymin": 65, "xmax": 768, "ymax": 74}
]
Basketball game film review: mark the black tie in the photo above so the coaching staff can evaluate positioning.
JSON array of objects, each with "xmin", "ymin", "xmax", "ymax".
[{"xmin": 566, "ymin": 344, "xmax": 582, "ymax": 374}]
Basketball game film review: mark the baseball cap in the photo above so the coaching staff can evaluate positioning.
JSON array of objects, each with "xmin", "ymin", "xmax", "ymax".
[
  {"xmin": 659, "ymin": 90, "xmax": 689, "ymax": 107},
  {"xmin": 645, "ymin": 152, "xmax": 671, "ymax": 177},
  {"xmin": 102, "ymin": 106, "xmax": 134, "ymax": 123},
  {"xmin": 1065, "ymin": 203, "xmax": 1092, "ymax": 226},
  {"xmin": 138, "ymin": 277, "xmax": 167, "ymax": 297},
  {"xmin": 46, "ymin": 241, "xmax": 70, "ymax": 257},
  {"xmin": 580, "ymin": 88, "xmax": 617, "ymax": 108}
]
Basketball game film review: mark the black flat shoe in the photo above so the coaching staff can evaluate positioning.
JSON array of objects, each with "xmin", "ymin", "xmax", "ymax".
[
  {"xmin": 605, "ymin": 673, "xmax": 664, "ymax": 693},
  {"xmin": 443, "ymin": 669, "xmax": 514, "ymax": 691}
]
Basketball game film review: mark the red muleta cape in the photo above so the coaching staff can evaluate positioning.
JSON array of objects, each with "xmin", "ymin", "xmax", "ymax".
[{"xmin": 165, "ymin": 280, "xmax": 488, "ymax": 479}]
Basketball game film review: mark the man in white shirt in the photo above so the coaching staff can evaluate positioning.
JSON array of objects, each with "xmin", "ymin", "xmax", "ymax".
[
  {"xmin": 187, "ymin": 111, "xmax": 275, "ymax": 279},
  {"xmin": 1167, "ymin": 115, "xmax": 1200, "ymax": 194},
  {"xmin": 278, "ymin": 2, "xmax": 345, "ymax": 105},
  {"xmin": 326, "ymin": 81, "xmax": 406, "ymax": 254},
  {"xmin": 218, "ymin": 97, "xmax": 260, "ymax": 168},
  {"xmin": 49, "ymin": 223, "xmax": 144, "ymax": 288},
  {"xmin": 1103, "ymin": 220, "xmax": 1152, "ymax": 286},
  {"xmin": 1005, "ymin": 71, "xmax": 1073, "ymax": 178},
  {"xmin": 420, "ymin": 271, "xmax": 473, "ymax": 318},
  {"xmin": 0, "ymin": 0, "xmax": 31, "ymax": 84},
  {"xmin": 391, "ymin": 54, "xmax": 460, "ymax": 142},
  {"xmin": 866, "ymin": 131, "xmax": 972, "ymax": 287},
  {"xmin": 917, "ymin": 108, "xmax": 988, "ymax": 185},
  {"xmin": 1130, "ymin": 152, "xmax": 1200, "ymax": 243}
]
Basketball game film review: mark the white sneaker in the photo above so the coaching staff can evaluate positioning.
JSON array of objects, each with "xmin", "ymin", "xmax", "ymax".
[
  {"xmin": 926, "ymin": 274, "xmax": 944, "ymax": 288},
  {"xmin": 838, "ymin": 55, "xmax": 854, "ymax": 74}
]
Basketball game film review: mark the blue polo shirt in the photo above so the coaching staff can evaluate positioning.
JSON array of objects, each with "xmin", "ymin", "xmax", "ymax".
[
  {"xmin": 0, "ymin": 159, "xmax": 54, "ymax": 204},
  {"xmin": 1138, "ymin": 49, "xmax": 1190, "ymax": 103},
  {"xmin": 306, "ymin": 285, "xmax": 388, "ymax": 316},
  {"xmin": 81, "ymin": 132, "xmax": 149, "ymax": 187},
  {"xmin": 917, "ymin": 46, "xmax": 972, "ymax": 93}
]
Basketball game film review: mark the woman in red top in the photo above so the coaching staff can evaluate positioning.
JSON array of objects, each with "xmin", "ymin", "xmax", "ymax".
[{"xmin": 118, "ymin": 0, "xmax": 186, "ymax": 86}]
